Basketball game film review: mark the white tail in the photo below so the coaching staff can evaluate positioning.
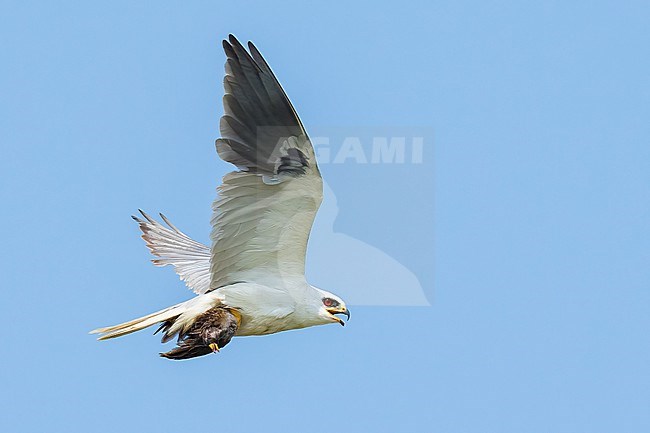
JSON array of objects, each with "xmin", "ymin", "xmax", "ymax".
[
  {"xmin": 90, "ymin": 292, "xmax": 223, "ymax": 341},
  {"xmin": 90, "ymin": 302, "xmax": 187, "ymax": 340}
]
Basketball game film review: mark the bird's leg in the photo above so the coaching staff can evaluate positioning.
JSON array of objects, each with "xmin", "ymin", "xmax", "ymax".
[{"xmin": 209, "ymin": 343, "xmax": 220, "ymax": 352}]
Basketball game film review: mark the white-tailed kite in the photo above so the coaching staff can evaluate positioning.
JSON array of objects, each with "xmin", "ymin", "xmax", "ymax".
[{"xmin": 91, "ymin": 35, "xmax": 350, "ymax": 359}]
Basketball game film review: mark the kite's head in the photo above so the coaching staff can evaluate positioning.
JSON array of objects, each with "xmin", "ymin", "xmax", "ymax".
[{"xmin": 313, "ymin": 288, "xmax": 350, "ymax": 326}]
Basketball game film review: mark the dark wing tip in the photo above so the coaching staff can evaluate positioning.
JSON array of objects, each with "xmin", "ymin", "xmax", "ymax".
[
  {"xmin": 247, "ymin": 41, "xmax": 268, "ymax": 70},
  {"xmin": 138, "ymin": 209, "xmax": 155, "ymax": 224},
  {"xmin": 228, "ymin": 34, "xmax": 243, "ymax": 48},
  {"xmin": 159, "ymin": 213, "xmax": 182, "ymax": 234}
]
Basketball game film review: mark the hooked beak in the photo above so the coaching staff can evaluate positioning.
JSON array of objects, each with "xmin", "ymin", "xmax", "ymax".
[{"xmin": 327, "ymin": 307, "xmax": 351, "ymax": 326}]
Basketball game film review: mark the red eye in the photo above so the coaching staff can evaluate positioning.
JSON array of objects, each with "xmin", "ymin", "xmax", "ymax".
[{"xmin": 323, "ymin": 298, "xmax": 338, "ymax": 308}]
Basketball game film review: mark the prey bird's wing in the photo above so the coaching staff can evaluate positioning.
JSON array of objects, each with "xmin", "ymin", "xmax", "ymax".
[
  {"xmin": 133, "ymin": 210, "xmax": 212, "ymax": 294},
  {"xmin": 210, "ymin": 35, "xmax": 323, "ymax": 289}
]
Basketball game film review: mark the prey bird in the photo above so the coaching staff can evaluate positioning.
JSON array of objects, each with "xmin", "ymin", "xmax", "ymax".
[{"xmin": 90, "ymin": 35, "xmax": 350, "ymax": 359}]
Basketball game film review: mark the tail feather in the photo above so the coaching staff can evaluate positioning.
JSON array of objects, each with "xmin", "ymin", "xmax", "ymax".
[{"xmin": 90, "ymin": 303, "xmax": 186, "ymax": 341}]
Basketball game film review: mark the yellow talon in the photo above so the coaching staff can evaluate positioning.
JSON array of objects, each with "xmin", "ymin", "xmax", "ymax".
[{"xmin": 209, "ymin": 343, "xmax": 220, "ymax": 353}]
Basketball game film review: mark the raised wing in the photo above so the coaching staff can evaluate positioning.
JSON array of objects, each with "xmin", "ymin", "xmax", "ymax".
[
  {"xmin": 133, "ymin": 210, "xmax": 212, "ymax": 294},
  {"xmin": 210, "ymin": 35, "xmax": 323, "ymax": 289}
]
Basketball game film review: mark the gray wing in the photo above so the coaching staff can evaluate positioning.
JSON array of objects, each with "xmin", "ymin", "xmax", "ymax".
[
  {"xmin": 210, "ymin": 35, "xmax": 323, "ymax": 290},
  {"xmin": 216, "ymin": 34, "xmax": 317, "ymax": 177},
  {"xmin": 133, "ymin": 210, "xmax": 212, "ymax": 294}
]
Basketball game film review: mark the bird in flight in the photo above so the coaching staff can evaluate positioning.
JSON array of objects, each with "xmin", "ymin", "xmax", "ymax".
[{"xmin": 91, "ymin": 35, "xmax": 350, "ymax": 359}]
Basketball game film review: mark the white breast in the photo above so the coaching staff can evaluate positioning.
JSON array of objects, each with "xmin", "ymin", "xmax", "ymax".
[{"xmin": 216, "ymin": 281, "xmax": 322, "ymax": 336}]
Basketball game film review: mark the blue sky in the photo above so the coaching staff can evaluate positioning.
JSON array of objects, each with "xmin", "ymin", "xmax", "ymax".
[{"xmin": 1, "ymin": 1, "xmax": 649, "ymax": 432}]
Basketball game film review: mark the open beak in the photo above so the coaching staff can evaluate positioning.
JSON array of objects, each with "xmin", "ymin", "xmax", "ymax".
[{"xmin": 327, "ymin": 307, "xmax": 351, "ymax": 326}]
